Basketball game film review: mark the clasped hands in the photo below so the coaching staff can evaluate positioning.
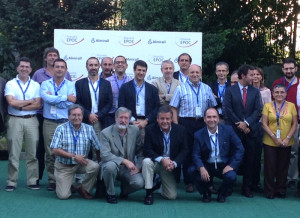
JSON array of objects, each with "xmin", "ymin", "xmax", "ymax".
[{"xmin": 235, "ymin": 121, "xmax": 250, "ymax": 134}]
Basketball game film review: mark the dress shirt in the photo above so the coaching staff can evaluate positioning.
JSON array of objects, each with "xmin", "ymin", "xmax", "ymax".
[
  {"xmin": 217, "ymin": 80, "xmax": 226, "ymax": 114},
  {"xmin": 40, "ymin": 78, "xmax": 76, "ymax": 119},
  {"xmin": 5, "ymin": 75, "xmax": 40, "ymax": 116},
  {"xmin": 155, "ymin": 127, "xmax": 177, "ymax": 168},
  {"xmin": 107, "ymin": 74, "xmax": 132, "ymax": 113},
  {"xmin": 88, "ymin": 78, "xmax": 100, "ymax": 114},
  {"xmin": 133, "ymin": 80, "xmax": 145, "ymax": 116},
  {"xmin": 238, "ymin": 82, "xmax": 250, "ymax": 126},
  {"xmin": 170, "ymin": 79, "xmax": 217, "ymax": 118},
  {"xmin": 207, "ymin": 128, "xmax": 222, "ymax": 163},
  {"xmin": 178, "ymin": 71, "xmax": 188, "ymax": 83},
  {"xmin": 50, "ymin": 122, "xmax": 100, "ymax": 165}
]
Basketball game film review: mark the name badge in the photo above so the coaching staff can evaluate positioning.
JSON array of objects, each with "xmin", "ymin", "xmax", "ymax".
[
  {"xmin": 195, "ymin": 106, "xmax": 201, "ymax": 117},
  {"xmin": 136, "ymin": 104, "xmax": 141, "ymax": 115},
  {"xmin": 50, "ymin": 106, "xmax": 57, "ymax": 115},
  {"xmin": 276, "ymin": 129, "xmax": 280, "ymax": 139}
]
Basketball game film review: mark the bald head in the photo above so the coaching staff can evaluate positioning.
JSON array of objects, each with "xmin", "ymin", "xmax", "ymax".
[{"xmin": 188, "ymin": 64, "xmax": 202, "ymax": 85}]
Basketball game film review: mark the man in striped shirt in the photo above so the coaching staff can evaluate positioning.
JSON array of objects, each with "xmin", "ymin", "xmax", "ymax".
[{"xmin": 170, "ymin": 64, "xmax": 217, "ymax": 192}]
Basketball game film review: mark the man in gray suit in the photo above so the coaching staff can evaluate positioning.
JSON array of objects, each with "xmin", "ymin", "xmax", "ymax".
[{"xmin": 100, "ymin": 107, "xmax": 144, "ymax": 204}]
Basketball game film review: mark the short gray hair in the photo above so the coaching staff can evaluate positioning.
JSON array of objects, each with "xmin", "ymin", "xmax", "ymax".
[
  {"xmin": 161, "ymin": 60, "xmax": 174, "ymax": 69},
  {"xmin": 68, "ymin": 104, "xmax": 84, "ymax": 116},
  {"xmin": 115, "ymin": 107, "xmax": 132, "ymax": 120}
]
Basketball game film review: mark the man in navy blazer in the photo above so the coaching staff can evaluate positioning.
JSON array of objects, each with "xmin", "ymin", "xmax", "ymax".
[
  {"xmin": 192, "ymin": 107, "xmax": 244, "ymax": 203},
  {"xmin": 75, "ymin": 57, "xmax": 112, "ymax": 130},
  {"xmin": 142, "ymin": 105, "xmax": 188, "ymax": 204},
  {"xmin": 223, "ymin": 64, "xmax": 262, "ymax": 198},
  {"xmin": 118, "ymin": 60, "xmax": 160, "ymax": 141}
]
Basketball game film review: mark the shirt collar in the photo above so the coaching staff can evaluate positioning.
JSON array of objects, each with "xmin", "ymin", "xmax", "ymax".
[
  {"xmin": 160, "ymin": 126, "xmax": 172, "ymax": 135},
  {"xmin": 238, "ymin": 82, "xmax": 248, "ymax": 90},
  {"xmin": 16, "ymin": 75, "xmax": 30, "ymax": 84},
  {"xmin": 187, "ymin": 79, "xmax": 201, "ymax": 87},
  {"xmin": 207, "ymin": 126, "xmax": 218, "ymax": 137}
]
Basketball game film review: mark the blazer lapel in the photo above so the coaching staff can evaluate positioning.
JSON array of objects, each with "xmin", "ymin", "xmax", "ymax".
[
  {"xmin": 204, "ymin": 129, "xmax": 212, "ymax": 152},
  {"xmin": 97, "ymin": 78, "xmax": 104, "ymax": 105},
  {"xmin": 84, "ymin": 78, "xmax": 92, "ymax": 109},
  {"xmin": 218, "ymin": 125, "xmax": 225, "ymax": 155},
  {"xmin": 160, "ymin": 77, "xmax": 167, "ymax": 94},
  {"xmin": 112, "ymin": 126, "xmax": 124, "ymax": 156}
]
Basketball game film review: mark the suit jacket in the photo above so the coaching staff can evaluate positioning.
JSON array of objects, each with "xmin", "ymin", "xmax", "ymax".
[
  {"xmin": 223, "ymin": 83, "xmax": 262, "ymax": 137},
  {"xmin": 209, "ymin": 80, "xmax": 231, "ymax": 109},
  {"xmin": 152, "ymin": 77, "xmax": 181, "ymax": 105},
  {"xmin": 173, "ymin": 71, "xmax": 179, "ymax": 80},
  {"xmin": 143, "ymin": 122, "xmax": 188, "ymax": 180},
  {"xmin": 0, "ymin": 77, "xmax": 7, "ymax": 133},
  {"xmin": 192, "ymin": 124, "xmax": 244, "ymax": 171},
  {"xmin": 100, "ymin": 124, "xmax": 143, "ymax": 169},
  {"xmin": 118, "ymin": 80, "xmax": 160, "ymax": 123},
  {"xmin": 75, "ymin": 77, "xmax": 112, "ymax": 125}
]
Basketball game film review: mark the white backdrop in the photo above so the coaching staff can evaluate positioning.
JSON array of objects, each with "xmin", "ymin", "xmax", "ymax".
[{"xmin": 54, "ymin": 29, "xmax": 202, "ymax": 82}]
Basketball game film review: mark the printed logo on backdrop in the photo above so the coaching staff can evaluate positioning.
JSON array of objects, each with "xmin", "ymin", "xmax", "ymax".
[
  {"xmin": 61, "ymin": 35, "xmax": 84, "ymax": 45},
  {"xmin": 126, "ymin": 57, "xmax": 139, "ymax": 62},
  {"xmin": 119, "ymin": 37, "xmax": 141, "ymax": 46},
  {"xmin": 63, "ymin": 55, "xmax": 83, "ymax": 61},
  {"xmin": 149, "ymin": 56, "xmax": 164, "ymax": 65},
  {"xmin": 147, "ymin": 75, "xmax": 160, "ymax": 81},
  {"xmin": 95, "ymin": 55, "xmax": 113, "ymax": 62},
  {"xmin": 175, "ymin": 38, "xmax": 198, "ymax": 48},
  {"xmin": 70, "ymin": 72, "xmax": 84, "ymax": 81},
  {"xmin": 148, "ymin": 39, "xmax": 166, "ymax": 44},
  {"xmin": 174, "ymin": 57, "xmax": 178, "ymax": 63},
  {"xmin": 91, "ymin": 38, "xmax": 109, "ymax": 43}
]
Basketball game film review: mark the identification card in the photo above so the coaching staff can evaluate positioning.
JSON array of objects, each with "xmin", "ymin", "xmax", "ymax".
[
  {"xmin": 136, "ymin": 104, "xmax": 141, "ymax": 115},
  {"xmin": 195, "ymin": 106, "xmax": 201, "ymax": 117},
  {"xmin": 50, "ymin": 106, "xmax": 57, "ymax": 115},
  {"xmin": 276, "ymin": 129, "xmax": 280, "ymax": 139}
]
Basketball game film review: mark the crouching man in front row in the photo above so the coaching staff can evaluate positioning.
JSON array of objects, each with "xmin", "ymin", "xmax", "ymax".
[
  {"xmin": 142, "ymin": 105, "xmax": 188, "ymax": 205},
  {"xmin": 50, "ymin": 104, "xmax": 100, "ymax": 200}
]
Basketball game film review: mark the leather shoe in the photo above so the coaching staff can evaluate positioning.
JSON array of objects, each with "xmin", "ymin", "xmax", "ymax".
[
  {"xmin": 217, "ymin": 194, "xmax": 226, "ymax": 203},
  {"xmin": 202, "ymin": 193, "xmax": 211, "ymax": 203},
  {"xmin": 47, "ymin": 183, "xmax": 56, "ymax": 191},
  {"xmin": 77, "ymin": 187, "xmax": 93, "ymax": 199},
  {"xmin": 242, "ymin": 189, "xmax": 254, "ymax": 198},
  {"xmin": 144, "ymin": 194, "xmax": 154, "ymax": 205},
  {"xmin": 186, "ymin": 184, "xmax": 195, "ymax": 193},
  {"xmin": 106, "ymin": 194, "xmax": 118, "ymax": 204}
]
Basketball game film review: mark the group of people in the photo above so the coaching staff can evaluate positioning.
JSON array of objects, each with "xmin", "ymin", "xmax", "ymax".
[{"xmin": 0, "ymin": 47, "xmax": 300, "ymax": 205}]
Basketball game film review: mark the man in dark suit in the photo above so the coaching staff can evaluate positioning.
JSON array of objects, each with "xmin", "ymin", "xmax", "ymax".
[
  {"xmin": 0, "ymin": 77, "xmax": 7, "ymax": 134},
  {"xmin": 209, "ymin": 61, "xmax": 231, "ymax": 123},
  {"xmin": 192, "ymin": 107, "xmax": 244, "ymax": 203},
  {"xmin": 142, "ymin": 105, "xmax": 188, "ymax": 205},
  {"xmin": 173, "ymin": 53, "xmax": 192, "ymax": 83},
  {"xmin": 118, "ymin": 60, "xmax": 160, "ymax": 141},
  {"xmin": 75, "ymin": 57, "xmax": 112, "ymax": 136},
  {"xmin": 223, "ymin": 64, "xmax": 262, "ymax": 198}
]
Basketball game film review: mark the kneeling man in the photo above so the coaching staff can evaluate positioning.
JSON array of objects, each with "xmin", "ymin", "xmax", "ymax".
[
  {"xmin": 100, "ymin": 107, "xmax": 144, "ymax": 204},
  {"xmin": 192, "ymin": 107, "xmax": 244, "ymax": 203},
  {"xmin": 51, "ymin": 104, "xmax": 100, "ymax": 200},
  {"xmin": 142, "ymin": 105, "xmax": 188, "ymax": 205}
]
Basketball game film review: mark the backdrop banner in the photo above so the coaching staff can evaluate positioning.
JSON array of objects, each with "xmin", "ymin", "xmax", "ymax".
[{"xmin": 54, "ymin": 29, "xmax": 202, "ymax": 82}]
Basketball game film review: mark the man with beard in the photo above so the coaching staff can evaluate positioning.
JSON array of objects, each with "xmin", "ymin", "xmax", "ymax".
[
  {"xmin": 271, "ymin": 58, "xmax": 299, "ymax": 190},
  {"xmin": 100, "ymin": 57, "xmax": 114, "ymax": 79},
  {"xmin": 106, "ymin": 56, "xmax": 133, "ymax": 126},
  {"xmin": 100, "ymin": 107, "xmax": 144, "ymax": 204}
]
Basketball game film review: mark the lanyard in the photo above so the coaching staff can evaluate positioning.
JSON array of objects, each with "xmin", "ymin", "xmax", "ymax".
[
  {"xmin": 283, "ymin": 77, "xmax": 296, "ymax": 92},
  {"xmin": 210, "ymin": 133, "xmax": 218, "ymax": 169},
  {"xmin": 133, "ymin": 80, "xmax": 145, "ymax": 104},
  {"xmin": 16, "ymin": 79, "xmax": 31, "ymax": 100},
  {"xmin": 114, "ymin": 75, "xmax": 127, "ymax": 91},
  {"xmin": 53, "ymin": 79, "xmax": 66, "ymax": 96},
  {"xmin": 69, "ymin": 123, "xmax": 81, "ymax": 153},
  {"xmin": 179, "ymin": 72, "xmax": 187, "ymax": 83},
  {"xmin": 89, "ymin": 79, "xmax": 101, "ymax": 102},
  {"xmin": 274, "ymin": 101, "xmax": 285, "ymax": 127},
  {"xmin": 163, "ymin": 133, "xmax": 170, "ymax": 155},
  {"xmin": 218, "ymin": 83, "xmax": 226, "ymax": 102},
  {"xmin": 188, "ymin": 82, "xmax": 201, "ymax": 105},
  {"xmin": 166, "ymin": 82, "xmax": 171, "ymax": 94}
]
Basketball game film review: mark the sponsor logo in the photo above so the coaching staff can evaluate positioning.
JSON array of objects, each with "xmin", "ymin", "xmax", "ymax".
[
  {"xmin": 70, "ymin": 73, "xmax": 84, "ymax": 81},
  {"xmin": 95, "ymin": 55, "xmax": 113, "ymax": 62},
  {"xmin": 91, "ymin": 38, "xmax": 109, "ymax": 43},
  {"xmin": 147, "ymin": 75, "xmax": 160, "ymax": 80},
  {"xmin": 119, "ymin": 37, "xmax": 141, "ymax": 46},
  {"xmin": 148, "ymin": 39, "xmax": 166, "ymax": 44},
  {"xmin": 175, "ymin": 38, "xmax": 198, "ymax": 48},
  {"xmin": 126, "ymin": 57, "xmax": 139, "ymax": 62},
  {"xmin": 148, "ymin": 56, "xmax": 164, "ymax": 65},
  {"xmin": 174, "ymin": 57, "xmax": 178, "ymax": 63},
  {"xmin": 61, "ymin": 35, "xmax": 84, "ymax": 45},
  {"xmin": 63, "ymin": 55, "xmax": 83, "ymax": 61}
]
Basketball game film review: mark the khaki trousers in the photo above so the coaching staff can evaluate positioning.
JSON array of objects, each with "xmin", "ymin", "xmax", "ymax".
[
  {"xmin": 54, "ymin": 159, "xmax": 100, "ymax": 199},
  {"xmin": 142, "ymin": 158, "xmax": 177, "ymax": 200},
  {"xmin": 6, "ymin": 115, "xmax": 39, "ymax": 186}
]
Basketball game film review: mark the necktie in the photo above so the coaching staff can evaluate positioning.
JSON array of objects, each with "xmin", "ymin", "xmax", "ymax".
[{"xmin": 242, "ymin": 87, "xmax": 247, "ymax": 109}]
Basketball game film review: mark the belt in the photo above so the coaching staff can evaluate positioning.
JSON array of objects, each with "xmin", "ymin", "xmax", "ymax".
[
  {"xmin": 10, "ymin": 114, "xmax": 36, "ymax": 119},
  {"xmin": 136, "ymin": 116, "xmax": 146, "ymax": 119},
  {"xmin": 181, "ymin": 117, "xmax": 203, "ymax": 121},
  {"xmin": 45, "ymin": 118, "xmax": 68, "ymax": 123}
]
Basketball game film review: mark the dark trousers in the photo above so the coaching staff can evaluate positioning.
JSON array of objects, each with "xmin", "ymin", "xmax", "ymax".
[
  {"xmin": 264, "ymin": 144, "xmax": 291, "ymax": 195},
  {"xmin": 194, "ymin": 163, "xmax": 236, "ymax": 196},
  {"xmin": 36, "ymin": 113, "xmax": 45, "ymax": 180},
  {"xmin": 178, "ymin": 117, "xmax": 205, "ymax": 184}
]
